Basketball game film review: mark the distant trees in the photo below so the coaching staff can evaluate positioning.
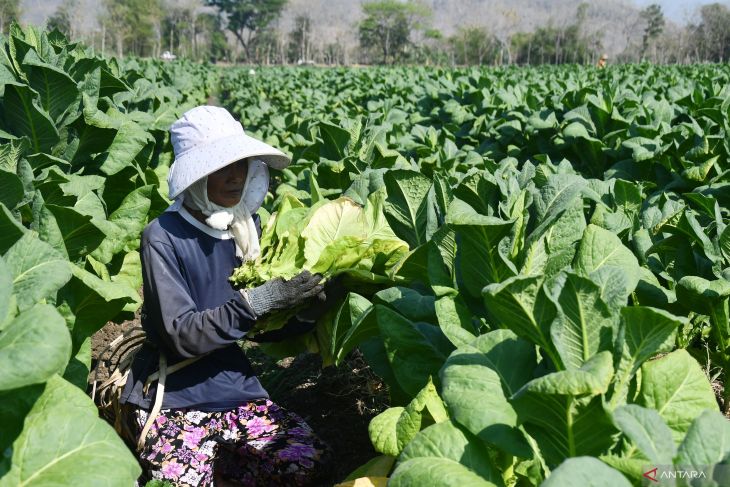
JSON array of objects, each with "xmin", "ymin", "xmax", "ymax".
[
  {"xmin": 449, "ymin": 26, "xmax": 499, "ymax": 65},
  {"xmin": 689, "ymin": 3, "xmax": 730, "ymax": 62},
  {"xmin": 358, "ymin": 0, "xmax": 431, "ymax": 64},
  {"xmin": 205, "ymin": 0, "xmax": 287, "ymax": 62},
  {"xmin": 511, "ymin": 3, "xmax": 595, "ymax": 65},
  {"xmin": 0, "ymin": 0, "xmax": 20, "ymax": 34},
  {"xmin": 640, "ymin": 4, "xmax": 664, "ymax": 60},
  {"xmin": 36, "ymin": 0, "xmax": 730, "ymax": 66}
]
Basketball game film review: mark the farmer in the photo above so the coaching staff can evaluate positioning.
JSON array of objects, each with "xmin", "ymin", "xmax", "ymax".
[{"xmin": 120, "ymin": 106, "xmax": 332, "ymax": 486}]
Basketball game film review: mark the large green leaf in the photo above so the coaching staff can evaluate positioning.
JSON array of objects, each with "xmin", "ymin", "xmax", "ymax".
[
  {"xmin": 0, "ymin": 304, "xmax": 71, "ymax": 391},
  {"xmin": 383, "ymin": 170, "xmax": 438, "ymax": 248},
  {"xmin": 448, "ymin": 199, "xmax": 515, "ymax": 298},
  {"xmin": 482, "ymin": 275, "xmax": 561, "ymax": 368},
  {"xmin": 0, "ymin": 169, "xmax": 23, "ymax": 211},
  {"xmin": 57, "ymin": 265, "xmax": 139, "ymax": 348},
  {"xmin": 0, "ymin": 257, "xmax": 13, "ymax": 325},
  {"xmin": 440, "ymin": 330, "xmax": 534, "ymax": 457},
  {"xmin": 395, "ymin": 421, "xmax": 504, "ymax": 487},
  {"xmin": 638, "ymin": 349, "xmax": 718, "ymax": 444},
  {"xmin": 434, "ymin": 295, "xmax": 477, "ymax": 348},
  {"xmin": 512, "ymin": 352, "xmax": 616, "ymax": 467},
  {"xmin": 613, "ymin": 404, "xmax": 676, "ymax": 465},
  {"xmin": 550, "ymin": 272, "xmax": 619, "ymax": 369},
  {"xmin": 45, "ymin": 205, "xmax": 106, "ymax": 262},
  {"xmin": 3, "ymin": 84, "xmax": 60, "ymax": 153},
  {"xmin": 611, "ymin": 307, "xmax": 683, "ymax": 408},
  {"xmin": 376, "ymin": 305, "xmax": 448, "ymax": 397},
  {"xmin": 574, "ymin": 224, "xmax": 640, "ymax": 307},
  {"xmin": 98, "ymin": 121, "xmax": 153, "ymax": 175},
  {"xmin": 0, "ymin": 375, "xmax": 141, "ymax": 487},
  {"xmin": 22, "ymin": 49, "xmax": 79, "ymax": 122},
  {"xmin": 0, "ymin": 204, "xmax": 25, "ymax": 254},
  {"xmin": 389, "ymin": 458, "xmax": 498, "ymax": 487},
  {"xmin": 676, "ymin": 410, "xmax": 730, "ymax": 471},
  {"xmin": 91, "ymin": 185, "xmax": 153, "ymax": 264},
  {"xmin": 541, "ymin": 457, "xmax": 632, "ymax": 487},
  {"xmin": 4, "ymin": 233, "xmax": 72, "ymax": 311},
  {"xmin": 368, "ymin": 379, "xmax": 445, "ymax": 457}
]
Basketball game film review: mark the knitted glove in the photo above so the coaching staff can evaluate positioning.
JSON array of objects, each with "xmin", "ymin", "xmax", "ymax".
[
  {"xmin": 296, "ymin": 276, "xmax": 347, "ymax": 323},
  {"xmin": 245, "ymin": 270, "xmax": 323, "ymax": 317}
]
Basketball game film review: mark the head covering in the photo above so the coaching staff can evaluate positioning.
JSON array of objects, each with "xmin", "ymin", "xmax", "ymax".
[
  {"xmin": 167, "ymin": 105, "xmax": 290, "ymax": 200},
  {"xmin": 166, "ymin": 106, "xmax": 289, "ymax": 261}
]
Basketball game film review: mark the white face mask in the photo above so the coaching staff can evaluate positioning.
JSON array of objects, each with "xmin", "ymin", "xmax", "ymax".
[{"xmin": 182, "ymin": 168, "xmax": 261, "ymax": 262}]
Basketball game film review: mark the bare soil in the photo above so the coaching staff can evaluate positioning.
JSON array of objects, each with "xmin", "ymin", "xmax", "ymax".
[{"xmin": 90, "ymin": 319, "xmax": 389, "ymax": 486}]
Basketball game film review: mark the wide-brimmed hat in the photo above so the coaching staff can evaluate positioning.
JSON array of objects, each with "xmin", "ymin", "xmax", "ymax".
[{"xmin": 167, "ymin": 106, "xmax": 290, "ymax": 200}]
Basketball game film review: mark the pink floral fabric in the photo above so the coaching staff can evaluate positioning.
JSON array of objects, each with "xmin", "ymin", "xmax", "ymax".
[{"xmin": 134, "ymin": 399, "xmax": 329, "ymax": 486}]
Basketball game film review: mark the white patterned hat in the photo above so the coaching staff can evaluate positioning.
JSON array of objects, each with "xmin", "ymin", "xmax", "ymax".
[{"xmin": 167, "ymin": 106, "xmax": 290, "ymax": 200}]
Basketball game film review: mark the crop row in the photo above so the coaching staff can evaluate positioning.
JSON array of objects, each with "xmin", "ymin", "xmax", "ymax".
[
  {"xmin": 220, "ymin": 65, "xmax": 730, "ymax": 485},
  {"xmin": 0, "ymin": 26, "xmax": 215, "ymax": 486}
]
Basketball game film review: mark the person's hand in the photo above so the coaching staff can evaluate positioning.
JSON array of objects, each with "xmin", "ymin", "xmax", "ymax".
[
  {"xmin": 296, "ymin": 276, "xmax": 347, "ymax": 323},
  {"xmin": 245, "ymin": 270, "xmax": 323, "ymax": 317}
]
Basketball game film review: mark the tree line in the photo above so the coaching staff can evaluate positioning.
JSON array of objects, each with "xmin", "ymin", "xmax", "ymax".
[{"xmin": 4, "ymin": 0, "xmax": 730, "ymax": 65}]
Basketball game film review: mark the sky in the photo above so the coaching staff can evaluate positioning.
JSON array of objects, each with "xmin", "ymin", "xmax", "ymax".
[
  {"xmin": 20, "ymin": 0, "xmax": 729, "ymax": 28},
  {"xmin": 637, "ymin": 0, "xmax": 718, "ymax": 23}
]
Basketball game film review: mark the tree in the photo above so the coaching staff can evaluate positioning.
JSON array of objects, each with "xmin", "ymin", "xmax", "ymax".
[
  {"xmin": 640, "ymin": 3, "xmax": 664, "ymax": 61},
  {"xmin": 47, "ymin": 0, "xmax": 83, "ymax": 39},
  {"xmin": 0, "ymin": 0, "xmax": 20, "ymax": 34},
  {"xmin": 689, "ymin": 3, "xmax": 730, "ymax": 62},
  {"xmin": 288, "ymin": 14, "xmax": 312, "ymax": 63},
  {"xmin": 103, "ymin": 0, "xmax": 163, "ymax": 57},
  {"xmin": 205, "ymin": 0, "xmax": 287, "ymax": 62},
  {"xmin": 358, "ymin": 0, "xmax": 431, "ymax": 64},
  {"xmin": 449, "ymin": 26, "xmax": 498, "ymax": 65}
]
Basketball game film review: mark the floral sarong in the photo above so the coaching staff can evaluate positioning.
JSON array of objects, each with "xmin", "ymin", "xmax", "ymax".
[{"xmin": 134, "ymin": 399, "xmax": 329, "ymax": 486}]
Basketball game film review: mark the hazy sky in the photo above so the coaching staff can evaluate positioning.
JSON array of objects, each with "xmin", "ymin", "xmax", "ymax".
[
  {"xmin": 637, "ymin": 0, "xmax": 722, "ymax": 23},
  {"xmin": 20, "ymin": 0, "xmax": 729, "ymax": 27}
]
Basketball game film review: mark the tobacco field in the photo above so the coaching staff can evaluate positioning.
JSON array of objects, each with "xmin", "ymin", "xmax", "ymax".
[{"xmin": 1, "ymin": 25, "xmax": 730, "ymax": 486}]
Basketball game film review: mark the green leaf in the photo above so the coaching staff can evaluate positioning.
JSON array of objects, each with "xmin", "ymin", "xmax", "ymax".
[
  {"xmin": 512, "ymin": 353, "xmax": 616, "ymax": 467},
  {"xmin": 0, "ymin": 257, "xmax": 13, "ymax": 325},
  {"xmin": 611, "ymin": 307, "xmax": 683, "ymax": 408},
  {"xmin": 482, "ymin": 275, "xmax": 561, "ymax": 367},
  {"xmin": 368, "ymin": 380, "xmax": 447, "ymax": 459},
  {"xmin": 374, "ymin": 287, "xmax": 435, "ymax": 323},
  {"xmin": 344, "ymin": 455, "xmax": 395, "ymax": 482},
  {"xmin": 0, "ymin": 375, "xmax": 141, "ymax": 486},
  {"xmin": 98, "ymin": 121, "xmax": 152, "ymax": 175},
  {"xmin": 550, "ymin": 272, "xmax": 619, "ymax": 369},
  {"xmin": 435, "ymin": 295, "xmax": 477, "ymax": 348},
  {"xmin": 369, "ymin": 406, "xmax": 421, "ymax": 457},
  {"xmin": 0, "ymin": 203, "xmax": 25, "ymax": 254},
  {"xmin": 574, "ymin": 224, "xmax": 640, "ymax": 306},
  {"xmin": 396, "ymin": 421, "xmax": 504, "ymax": 487},
  {"xmin": 45, "ymin": 205, "xmax": 106, "ymax": 262},
  {"xmin": 376, "ymin": 305, "xmax": 447, "ymax": 397},
  {"xmin": 389, "ymin": 458, "xmax": 498, "ymax": 487},
  {"xmin": 22, "ymin": 49, "xmax": 79, "ymax": 122},
  {"xmin": 720, "ymin": 225, "xmax": 730, "ymax": 263},
  {"xmin": 0, "ymin": 304, "xmax": 71, "ymax": 391},
  {"xmin": 676, "ymin": 410, "xmax": 730, "ymax": 469},
  {"xmin": 638, "ymin": 349, "xmax": 718, "ymax": 444},
  {"xmin": 91, "ymin": 185, "xmax": 153, "ymax": 264},
  {"xmin": 448, "ymin": 199, "xmax": 515, "ymax": 298},
  {"xmin": 613, "ymin": 404, "xmax": 676, "ymax": 465},
  {"xmin": 3, "ymin": 84, "xmax": 60, "ymax": 153},
  {"xmin": 541, "ymin": 457, "xmax": 632, "ymax": 487},
  {"xmin": 440, "ymin": 330, "xmax": 534, "ymax": 458},
  {"xmin": 383, "ymin": 170, "xmax": 437, "ymax": 248},
  {"xmin": 0, "ymin": 169, "xmax": 23, "ymax": 210},
  {"xmin": 57, "ymin": 265, "xmax": 138, "ymax": 346},
  {"xmin": 5, "ymin": 233, "xmax": 72, "ymax": 311}
]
